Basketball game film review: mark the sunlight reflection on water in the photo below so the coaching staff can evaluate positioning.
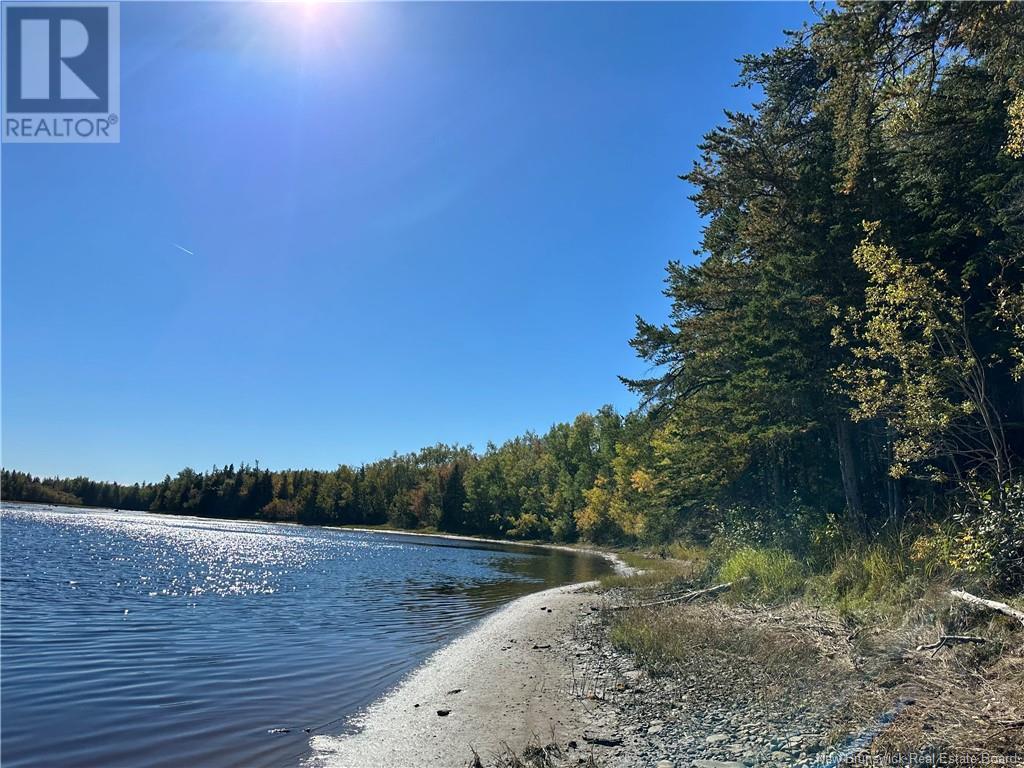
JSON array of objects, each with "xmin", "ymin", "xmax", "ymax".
[{"xmin": 0, "ymin": 503, "xmax": 609, "ymax": 768}]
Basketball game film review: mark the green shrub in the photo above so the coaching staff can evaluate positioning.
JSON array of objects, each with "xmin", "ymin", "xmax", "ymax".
[
  {"xmin": 717, "ymin": 546, "xmax": 806, "ymax": 602},
  {"xmin": 664, "ymin": 540, "xmax": 709, "ymax": 565},
  {"xmin": 710, "ymin": 502, "xmax": 821, "ymax": 556},
  {"xmin": 950, "ymin": 478, "xmax": 1024, "ymax": 591},
  {"xmin": 908, "ymin": 523, "xmax": 957, "ymax": 580}
]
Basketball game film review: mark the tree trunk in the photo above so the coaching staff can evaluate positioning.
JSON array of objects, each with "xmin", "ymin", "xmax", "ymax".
[
  {"xmin": 887, "ymin": 475, "xmax": 904, "ymax": 525},
  {"xmin": 770, "ymin": 447, "xmax": 783, "ymax": 507},
  {"xmin": 836, "ymin": 416, "xmax": 866, "ymax": 535}
]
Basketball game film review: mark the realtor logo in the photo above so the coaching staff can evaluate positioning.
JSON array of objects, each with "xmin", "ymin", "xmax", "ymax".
[{"xmin": 3, "ymin": 2, "xmax": 120, "ymax": 142}]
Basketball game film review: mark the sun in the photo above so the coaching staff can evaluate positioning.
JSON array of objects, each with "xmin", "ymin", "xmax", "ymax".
[{"xmin": 259, "ymin": 0, "xmax": 344, "ymax": 55}]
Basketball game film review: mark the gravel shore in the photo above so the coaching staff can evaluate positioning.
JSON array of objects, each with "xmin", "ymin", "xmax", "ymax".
[
  {"xmin": 563, "ymin": 602, "xmax": 876, "ymax": 768},
  {"xmin": 304, "ymin": 570, "xmax": 1021, "ymax": 768}
]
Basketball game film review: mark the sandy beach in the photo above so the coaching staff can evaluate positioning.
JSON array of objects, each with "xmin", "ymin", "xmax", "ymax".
[{"xmin": 307, "ymin": 582, "xmax": 610, "ymax": 768}]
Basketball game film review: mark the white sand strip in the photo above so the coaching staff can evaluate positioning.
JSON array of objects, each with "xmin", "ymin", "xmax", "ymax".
[{"xmin": 307, "ymin": 582, "xmax": 604, "ymax": 768}]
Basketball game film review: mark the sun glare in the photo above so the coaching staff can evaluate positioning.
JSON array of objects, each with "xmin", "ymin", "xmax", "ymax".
[{"xmin": 260, "ymin": 0, "xmax": 348, "ymax": 56}]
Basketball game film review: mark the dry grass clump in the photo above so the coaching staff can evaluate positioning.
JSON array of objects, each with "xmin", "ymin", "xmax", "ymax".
[
  {"xmin": 467, "ymin": 735, "xmax": 600, "ymax": 768},
  {"xmin": 605, "ymin": 599, "xmax": 888, "ymax": 751},
  {"xmin": 608, "ymin": 602, "xmax": 821, "ymax": 679},
  {"xmin": 862, "ymin": 602, "xmax": 1024, "ymax": 757}
]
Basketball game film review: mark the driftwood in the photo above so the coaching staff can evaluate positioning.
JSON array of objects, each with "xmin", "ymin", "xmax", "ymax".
[
  {"xmin": 603, "ymin": 581, "xmax": 737, "ymax": 611},
  {"xmin": 915, "ymin": 634, "xmax": 986, "ymax": 656},
  {"xmin": 951, "ymin": 589, "xmax": 1024, "ymax": 628},
  {"xmin": 639, "ymin": 581, "xmax": 735, "ymax": 608}
]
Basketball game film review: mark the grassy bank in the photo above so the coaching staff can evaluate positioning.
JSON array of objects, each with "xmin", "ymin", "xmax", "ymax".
[
  {"xmin": 595, "ymin": 538, "xmax": 1024, "ymax": 759},
  {"xmin": 602, "ymin": 533, "xmax": 1024, "ymax": 616}
]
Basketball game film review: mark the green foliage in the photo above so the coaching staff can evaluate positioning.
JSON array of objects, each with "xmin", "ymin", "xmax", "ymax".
[
  {"xmin": 1007, "ymin": 91, "xmax": 1024, "ymax": 160},
  {"xmin": 710, "ymin": 501, "xmax": 823, "ymax": 556},
  {"xmin": 812, "ymin": 3, "xmax": 1024, "ymax": 192},
  {"xmin": 835, "ymin": 224, "xmax": 1013, "ymax": 489},
  {"xmin": 949, "ymin": 478, "xmax": 1024, "ymax": 591},
  {"xmin": 258, "ymin": 497, "xmax": 296, "ymax": 521},
  {"xmin": 597, "ymin": 547, "xmax": 706, "ymax": 591},
  {"xmin": 908, "ymin": 523, "xmax": 959, "ymax": 581},
  {"xmin": 0, "ymin": 471, "xmax": 82, "ymax": 506},
  {"xmin": 625, "ymin": 1, "xmax": 1024, "ymax": 588},
  {"xmin": 1, "ymin": 409, "xmax": 632, "ymax": 543}
]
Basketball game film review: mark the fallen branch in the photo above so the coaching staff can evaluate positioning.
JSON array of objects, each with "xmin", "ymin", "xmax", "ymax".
[
  {"xmin": 915, "ymin": 634, "xmax": 986, "ymax": 656},
  {"xmin": 637, "ymin": 581, "xmax": 737, "ymax": 608},
  {"xmin": 951, "ymin": 589, "xmax": 1024, "ymax": 628}
]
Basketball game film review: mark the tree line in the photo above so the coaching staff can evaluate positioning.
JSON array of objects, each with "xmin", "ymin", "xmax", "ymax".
[
  {"xmin": 3, "ymin": 3, "xmax": 1023, "ymax": 588},
  {"xmin": 1, "ymin": 407, "xmax": 625, "ymax": 540}
]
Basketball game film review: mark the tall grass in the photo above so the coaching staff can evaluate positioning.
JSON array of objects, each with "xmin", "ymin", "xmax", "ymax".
[
  {"xmin": 601, "ymin": 533, "xmax": 960, "ymax": 616},
  {"xmin": 717, "ymin": 546, "xmax": 806, "ymax": 602},
  {"xmin": 807, "ymin": 543, "xmax": 927, "ymax": 615}
]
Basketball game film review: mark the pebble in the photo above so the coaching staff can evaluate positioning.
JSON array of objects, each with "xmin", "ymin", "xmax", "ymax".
[{"xmin": 568, "ymin": 592, "xmax": 870, "ymax": 768}]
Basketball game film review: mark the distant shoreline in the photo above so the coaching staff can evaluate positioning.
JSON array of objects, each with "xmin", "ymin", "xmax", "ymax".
[{"xmin": 337, "ymin": 524, "xmax": 633, "ymax": 576}]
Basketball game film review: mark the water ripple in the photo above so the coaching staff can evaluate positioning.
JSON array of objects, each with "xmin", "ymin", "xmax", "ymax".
[{"xmin": 1, "ymin": 503, "xmax": 608, "ymax": 768}]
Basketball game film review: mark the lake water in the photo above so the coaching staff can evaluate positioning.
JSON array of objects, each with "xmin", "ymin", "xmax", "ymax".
[{"xmin": 0, "ymin": 503, "xmax": 609, "ymax": 768}]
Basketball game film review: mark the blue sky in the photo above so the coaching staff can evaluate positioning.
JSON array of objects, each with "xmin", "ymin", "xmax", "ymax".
[{"xmin": 2, "ymin": 2, "xmax": 816, "ymax": 484}]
